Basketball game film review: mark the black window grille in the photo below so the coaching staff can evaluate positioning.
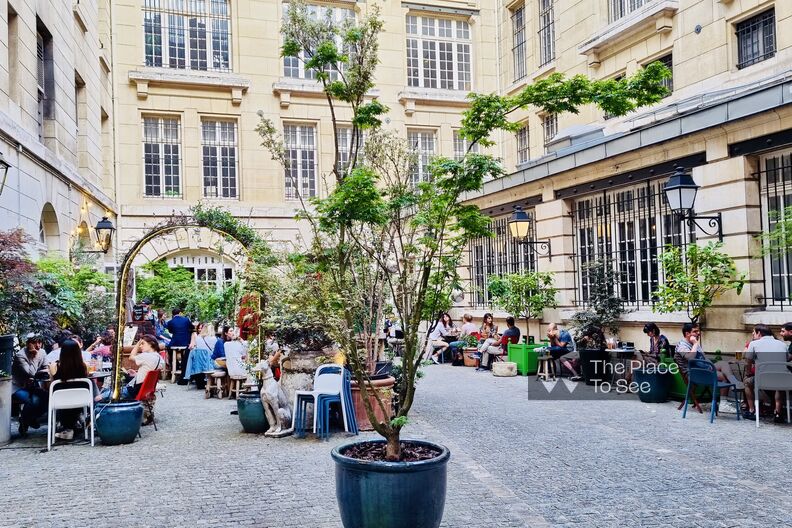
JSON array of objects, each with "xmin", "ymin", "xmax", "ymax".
[
  {"xmin": 538, "ymin": 0, "xmax": 555, "ymax": 67},
  {"xmin": 511, "ymin": 5, "xmax": 526, "ymax": 82},
  {"xmin": 571, "ymin": 179, "xmax": 694, "ymax": 308},
  {"xmin": 656, "ymin": 54, "xmax": 673, "ymax": 93},
  {"xmin": 759, "ymin": 150, "xmax": 792, "ymax": 310},
  {"xmin": 736, "ymin": 9, "xmax": 776, "ymax": 70},
  {"xmin": 609, "ymin": 0, "xmax": 650, "ymax": 23},
  {"xmin": 543, "ymin": 114, "xmax": 557, "ymax": 152},
  {"xmin": 468, "ymin": 214, "xmax": 537, "ymax": 308}
]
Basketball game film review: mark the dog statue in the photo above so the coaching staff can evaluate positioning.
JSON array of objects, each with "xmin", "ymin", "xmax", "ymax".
[{"xmin": 257, "ymin": 359, "xmax": 292, "ymax": 437}]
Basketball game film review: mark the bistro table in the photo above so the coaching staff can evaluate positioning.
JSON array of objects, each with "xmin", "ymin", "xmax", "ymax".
[{"xmin": 608, "ymin": 348, "xmax": 636, "ymax": 384}]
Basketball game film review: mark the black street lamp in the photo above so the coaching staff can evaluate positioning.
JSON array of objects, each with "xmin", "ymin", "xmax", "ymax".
[
  {"xmin": 508, "ymin": 205, "xmax": 552, "ymax": 260},
  {"xmin": 663, "ymin": 166, "xmax": 723, "ymax": 241},
  {"xmin": 94, "ymin": 216, "xmax": 116, "ymax": 253},
  {"xmin": 0, "ymin": 151, "xmax": 11, "ymax": 196}
]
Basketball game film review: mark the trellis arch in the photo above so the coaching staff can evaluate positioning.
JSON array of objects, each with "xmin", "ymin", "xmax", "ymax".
[{"xmin": 111, "ymin": 215, "xmax": 270, "ymax": 401}]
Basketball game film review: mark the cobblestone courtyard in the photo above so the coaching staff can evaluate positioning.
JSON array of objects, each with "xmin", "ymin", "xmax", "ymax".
[{"xmin": 2, "ymin": 365, "xmax": 791, "ymax": 527}]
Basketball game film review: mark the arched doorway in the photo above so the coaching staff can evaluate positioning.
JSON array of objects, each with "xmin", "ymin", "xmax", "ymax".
[{"xmin": 39, "ymin": 203, "xmax": 60, "ymax": 253}]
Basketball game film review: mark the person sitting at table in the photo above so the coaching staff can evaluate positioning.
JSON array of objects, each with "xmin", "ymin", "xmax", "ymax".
[
  {"xmin": 166, "ymin": 308, "xmax": 194, "ymax": 385},
  {"xmin": 641, "ymin": 323, "xmax": 669, "ymax": 364},
  {"xmin": 447, "ymin": 313, "xmax": 478, "ymax": 362},
  {"xmin": 478, "ymin": 316, "xmax": 520, "ymax": 371},
  {"xmin": 103, "ymin": 335, "xmax": 164, "ymax": 401},
  {"xmin": 742, "ymin": 324, "xmax": 790, "ymax": 422},
  {"xmin": 547, "ymin": 323, "xmax": 582, "ymax": 381},
  {"xmin": 674, "ymin": 323, "xmax": 706, "ymax": 378},
  {"xmin": 184, "ymin": 322, "xmax": 217, "ymax": 390},
  {"xmin": 11, "ymin": 334, "xmax": 48, "ymax": 435},
  {"xmin": 212, "ymin": 325, "xmax": 234, "ymax": 365},
  {"xmin": 50, "ymin": 338, "xmax": 101, "ymax": 441},
  {"xmin": 86, "ymin": 331, "xmax": 114, "ymax": 361},
  {"xmin": 477, "ymin": 313, "xmax": 499, "ymax": 354},
  {"xmin": 425, "ymin": 312, "xmax": 455, "ymax": 364}
]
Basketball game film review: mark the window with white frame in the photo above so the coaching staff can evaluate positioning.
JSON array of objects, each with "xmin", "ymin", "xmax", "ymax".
[
  {"xmin": 453, "ymin": 130, "xmax": 478, "ymax": 161},
  {"xmin": 406, "ymin": 14, "xmax": 471, "ymax": 91},
  {"xmin": 516, "ymin": 124, "xmax": 529, "ymax": 165},
  {"xmin": 408, "ymin": 129, "xmax": 436, "ymax": 183},
  {"xmin": 759, "ymin": 149, "xmax": 792, "ymax": 309},
  {"xmin": 538, "ymin": 0, "xmax": 555, "ymax": 67},
  {"xmin": 284, "ymin": 124, "xmax": 317, "ymax": 199},
  {"xmin": 542, "ymin": 114, "xmax": 557, "ymax": 152},
  {"xmin": 283, "ymin": 4, "xmax": 353, "ymax": 80},
  {"xmin": 143, "ymin": 116, "xmax": 181, "ymax": 197},
  {"xmin": 608, "ymin": 0, "xmax": 650, "ymax": 23},
  {"xmin": 736, "ymin": 9, "xmax": 776, "ymax": 70},
  {"xmin": 143, "ymin": 0, "xmax": 231, "ymax": 72},
  {"xmin": 201, "ymin": 120, "xmax": 238, "ymax": 199},
  {"xmin": 511, "ymin": 4, "xmax": 526, "ymax": 82},
  {"xmin": 571, "ymin": 180, "xmax": 694, "ymax": 307},
  {"xmin": 336, "ymin": 126, "xmax": 366, "ymax": 174},
  {"xmin": 469, "ymin": 214, "xmax": 536, "ymax": 308}
]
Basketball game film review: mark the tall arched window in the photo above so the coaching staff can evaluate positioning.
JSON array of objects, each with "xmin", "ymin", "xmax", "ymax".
[{"xmin": 143, "ymin": 0, "xmax": 231, "ymax": 72}]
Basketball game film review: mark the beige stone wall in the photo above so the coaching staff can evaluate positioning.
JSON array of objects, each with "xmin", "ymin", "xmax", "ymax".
[
  {"xmin": 112, "ymin": 0, "xmax": 500, "ymax": 256},
  {"xmin": 0, "ymin": 0, "xmax": 116, "ymax": 260}
]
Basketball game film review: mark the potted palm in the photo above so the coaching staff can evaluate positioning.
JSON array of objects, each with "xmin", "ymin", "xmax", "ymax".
[{"xmin": 264, "ymin": 4, "xmax": 670, "ymax": 526}]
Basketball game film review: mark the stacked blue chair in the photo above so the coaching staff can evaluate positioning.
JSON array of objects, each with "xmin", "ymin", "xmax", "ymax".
[{"xmin": 292, "ymin": 364, "xmax": 358, "ymax": 439}]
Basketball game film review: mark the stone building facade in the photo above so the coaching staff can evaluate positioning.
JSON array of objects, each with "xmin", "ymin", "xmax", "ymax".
[
  {"xmin": 0, "ymin": 0, "xmax": 116, "ymax": 261},
  {"xmin": 461, "ymin": 0, "xmax": 792, "ymax": 352}
]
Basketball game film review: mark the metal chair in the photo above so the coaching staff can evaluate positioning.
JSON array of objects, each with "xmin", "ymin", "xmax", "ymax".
[
  {"xmin": 753, "ymin": 360, "xmax": 792, "ymax": 428},
  {"xmin": 683, "ymin": 359, "xmax": 740, "ymax": 423}
]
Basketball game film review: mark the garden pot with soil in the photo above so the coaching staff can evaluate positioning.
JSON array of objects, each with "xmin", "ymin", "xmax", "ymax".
[
  {"xmin": 331, "ymin": 439, "xmax": 450, "ymax": 528},
  {"xmin": 462, "ymin": 348, "xmax": 478, "ymax": 367},
  {"xmin": 350, "ymin": 376, "xmax": 395, "ymax": 431}
]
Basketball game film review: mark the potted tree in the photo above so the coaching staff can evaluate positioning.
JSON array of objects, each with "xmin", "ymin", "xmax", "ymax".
[
  {"xmin": 263, "ymin": 4, "xmax": 670, "ymax": 526},
  {"xmin": 651, "ymin": 242, "xmax": 745, "ymax": 400},
  {"xmin": 570, "ymin": 260, "xmax": 626, "ymax": 385}
]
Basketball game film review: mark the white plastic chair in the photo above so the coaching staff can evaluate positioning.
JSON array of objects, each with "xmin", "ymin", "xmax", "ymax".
[
  {"xmin": 754, "ymin": 360, "xmax": 792, "ymax": 428},
  {"xmin": 293, "ymin": 364, "xmax": 350, "ymax": 434},
  {"xmin": 47, "ymin": 378, "xmax": 94, "ymax": 451}
]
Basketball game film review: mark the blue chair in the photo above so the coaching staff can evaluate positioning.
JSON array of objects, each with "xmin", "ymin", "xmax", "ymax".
[
  {"xmin": 293, "ymin": 365, "xmax": 358, "ymax": 438},
  {"xmin": 683, "ymin": 358, "xmax": 740, "ymax": 423}
]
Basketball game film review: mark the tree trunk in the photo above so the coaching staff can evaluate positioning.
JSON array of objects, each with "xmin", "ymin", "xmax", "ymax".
[{"xmin": 385, "ymin": 431, "xmax": 401, "ymax": 461}]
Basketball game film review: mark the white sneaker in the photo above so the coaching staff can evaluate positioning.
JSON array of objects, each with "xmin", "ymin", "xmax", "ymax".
[
  {"xmin": 718, "ymin": 401, "xmax": 738, "ymax": 414},
  {"xmin": 55, "ymin": 429, "xmax": 74, "ymax": 441}
]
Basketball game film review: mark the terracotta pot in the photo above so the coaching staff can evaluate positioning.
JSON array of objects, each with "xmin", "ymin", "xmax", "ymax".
[
  {"xmin": 462, "ymin": 348, "xmax": 478, "ymax": 367},
  {"xmin": 350, "ymin": 376, "xmax": 395, "ymax": 431}
]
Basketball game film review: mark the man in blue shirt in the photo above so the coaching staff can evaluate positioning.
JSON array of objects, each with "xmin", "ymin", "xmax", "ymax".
[
  {"xmin": 166, "ymin": 308, "xmax": 194, "ymax": 384},
  {"xmin": 212, "ymin": 326, "xmax": 233, "ymax": 362},
  {"xmin": 547, "ymin": 323, "xmax": 582, "ymax": 381}
]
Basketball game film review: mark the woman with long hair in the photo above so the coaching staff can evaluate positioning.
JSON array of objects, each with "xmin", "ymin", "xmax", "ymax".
[
  {"xmin": 184, "ymin": 322, "xmax": 217, "ymax": 390},
  {"xmin": 425, "ymin": 312, "xmax": 455, "ymax": 364},
  {"xmin": 478, "ymin": 313, "xmax": 500, "ymax": 353},
  {"xmin": 50, "ymin": 339, "xmax": 91, "ymax": 440}
]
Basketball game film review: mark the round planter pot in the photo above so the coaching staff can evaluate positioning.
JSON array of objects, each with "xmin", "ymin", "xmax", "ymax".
[
  {"xmin": 350, "ymin": 376, "xmax": 395, "ymax": 431},
  {"xmin": 0, "ymin": 377, "xmax": 11, "ymax": 446},
  {"xmin": 332, "ymin": 439, "xmax": 450, "ymax": 528},
  {"xmin": 633, "ymin": 368, "xmax": 669, "ymax": 403},
  {"xmin": 95, "ymin": 401, "xmax": 143, "ymax": 445},
  {"xmin": 237, "ymin": 390, "xmax": 269, "ymax": 433},
  {"xmin": 579, "ymin": 349, "xmax": 609, "ymax": 386}
]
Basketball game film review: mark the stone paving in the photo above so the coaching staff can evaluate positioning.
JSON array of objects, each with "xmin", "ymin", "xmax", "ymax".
[{"xmin": 1, "ymin": 365, "xmax": 791, "ymax": 527}]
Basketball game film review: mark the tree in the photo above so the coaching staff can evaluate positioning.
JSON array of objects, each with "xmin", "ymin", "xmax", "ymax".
[
  {"xmin": 653, "ymin": 242, "xmax": 745, "ymax": 324},
  {"xmin": 569, "ymin": 260, "xmax": 626, "ymax": 349},
  {"xmin": 258, "ymin": 0, "xmax": 670, "ymax": 460},
  {"xmin": 488, "ymin": 272, "xmax": 557, "ymax": 334}
]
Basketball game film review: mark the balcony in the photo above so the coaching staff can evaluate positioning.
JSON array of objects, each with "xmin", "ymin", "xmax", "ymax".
[{"xmin": 578, "ymin": 0, "xmax": 679, "ymax": 68}]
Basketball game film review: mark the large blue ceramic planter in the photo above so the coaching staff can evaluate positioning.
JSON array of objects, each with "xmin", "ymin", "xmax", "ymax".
[
  {"xmin": 95, "ymin": 401, "xmax": 143, "ymax": 445},
  {"xmin": 237, "ymin": 391, "xmax": 269, "ymax": 433},
  {"xmin": 633, "ymin": 368, "xmax": 670, "ymax": 403},
  {"xmin": 331, "ymin": 439, "xmax": 450, "ymax": 528}
]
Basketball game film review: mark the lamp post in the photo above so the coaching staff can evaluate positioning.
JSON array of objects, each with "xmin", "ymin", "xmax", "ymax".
[
  {"xmin": 73, "ymin": 216, "xmax": 116, "ymax": 257},
  {"xmin": 663, "ymin": 166, "xmax": 723, "ymax": 241},
  {"xmin": 508, "ymin": 205, "xmax": 551, "ymax": 261},
  {"xmin": 0, "ymin": 151, "xmax": 11, "ymax": 196}
]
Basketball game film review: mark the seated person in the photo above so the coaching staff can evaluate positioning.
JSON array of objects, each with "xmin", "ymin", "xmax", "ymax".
[
  {"xmin": 477, "ymin": 313, "xmax": 499, "ymax": 353},
  {"xmin": 673, "ymin": 323, "xmax": 706, "ymax": 378},
  {"xmin": 425, "ymin": 313, "xmax": 454, "ymax": 364},
  {"xmin": 448, "ymin": 313, "xmax": 479, "ymax": 361},
  {"xmin": 12, "ymin": 334, "xmax": 48, "ymax": 435},
  {"xmin": 212, "ymin": 325, "xmax": 233, "ymax": 366},
  {"xmin": 479, "ymin": 316, "xmax": 520, "ymax": 371},
  {"xmin": 50, "ymin": 339, "xmax": 100, "ymax": 441},
  {"xmin": 641, "ymin": 323, "xmax": 669, "ymax": 364},
  {"xmin": 546, "ymin": 323, "xmax": 582, "ymax": 381},
  {"xmin": 742, "ymin": 324, "xmax": 790, "ymax": 422},
  {"xmin": 103, "ymin": 335, "xmax": 164, "ymax": 400}
]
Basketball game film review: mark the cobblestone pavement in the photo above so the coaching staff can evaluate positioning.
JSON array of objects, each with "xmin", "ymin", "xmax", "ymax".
[{"xmin": 2, "ymin": 365, "xmax": 791, "ymax": 527}]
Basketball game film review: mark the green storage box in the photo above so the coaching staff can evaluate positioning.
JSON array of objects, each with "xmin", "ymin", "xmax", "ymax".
[{"xmin": 508, "ymin": 343, "xmax": 541, "ymax": 376}]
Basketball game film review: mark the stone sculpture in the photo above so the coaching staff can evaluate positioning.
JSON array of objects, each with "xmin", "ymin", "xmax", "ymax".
[{"xmin": 258, "ymin": 358, "xmax": 292, "ymax": 437}]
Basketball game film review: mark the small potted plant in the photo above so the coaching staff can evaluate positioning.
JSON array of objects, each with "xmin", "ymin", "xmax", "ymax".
[{"xmin": 461, "ymin": 334, "xmax": 480, "ymax": 367}]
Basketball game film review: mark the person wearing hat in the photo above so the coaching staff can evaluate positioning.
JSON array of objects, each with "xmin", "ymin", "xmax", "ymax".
[{"xmin": 11, "ymin": 334, "xmax": 49, "ymax": 435}]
